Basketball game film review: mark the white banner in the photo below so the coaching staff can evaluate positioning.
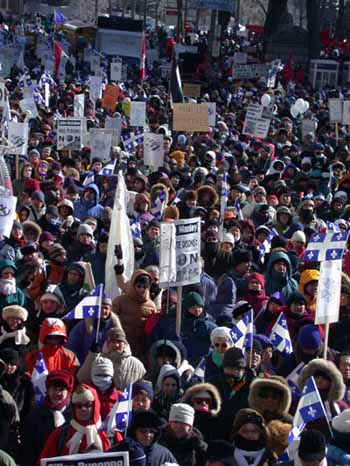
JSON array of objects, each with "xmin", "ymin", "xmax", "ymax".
[
  {"xmin": 8, "ymin": 121, "xmax": 29, "ymax": 156},
  {"xmin": 74, "ymin": 94, "xmax": 85, "ymax": 118},
  {"xmin": 20, "ymin": 98, "xmax": 38, "ymax": 118},
  {"xmin": 315, "ymin": 259, "xmax": 341, "ymax": 324},
  {"xmin": 105, "ymin": 117, "xmax": 122, "ymax": 146},
  {"xmin": 90, "ymin": 129, "xmax": 113, "ymax": 163},
  {"xmin": 144, "ymin": 133, "xmax": 164, "ymax": 167},
  {"xmin": 89, "ymin": 76, "xmax": 103, "ymax": 102},
  {"xmin": 329, "ymin": 98, "xmax": 343, "ymax": 123},
  {"xmin": 57, "ymin": 119, "xmax": 83, "ymax": 151},
  {"xmin": 111, "ymin": 61, "xmax": 122, "ymax": 82},
  {"xmin": 173, "ymin": 217, "xmax": 201, "ymax": 286},
  {"xmin": 0, "ymin": 83, "xmax": 6, "ymax": 107},
  {"xmin": 159, "ymin": 222, "xmax": 177, "ymax": 287},
  {"xmin": 41, "ymin": 451, "xmax": 129, "ymax": 466},
  {"xmin": 0, "ymin": 195, "xmax": 17, "ymax": 239},
  {"xmin": 243, "ymin": 103, "xmax": 272, "ymax": 139},
  {"xmin": 130, "ymin": 102, "xmax": 146, "ymax": 127},
  {"xmin": 342, "ymin": 100, "xmax": 350, "ymax": 125}
]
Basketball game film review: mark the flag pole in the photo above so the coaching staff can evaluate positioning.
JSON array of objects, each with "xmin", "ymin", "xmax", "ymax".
[
  {"xmin": 249, "ymin": 308, "xmax": 253, "ymax": 369},
  {"xmin": 165, "ymin": 227, "xmax": 173, "ymax": 316},
  {"xmin": 323, "ymin": 322, "xmax": 329, "ymax": 359},
  {"xmin": 95, "ymin": 284, "xmax": 103, "ymax": 343},
  {"xmin": 176, "ymin": 286, "xmax": 182, "ymax": 336}
]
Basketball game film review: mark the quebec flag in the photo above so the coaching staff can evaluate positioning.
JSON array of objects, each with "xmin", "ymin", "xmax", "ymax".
[
  {"xmin": 269, "ymin": 312, "xmax": 293, "ymax": 355},
  {"xmin": 286, "ymin": 362, "xmax": 305, "ymax": 401},
  {"xmin": 64, "ymin": 284, "xmax": 103, "ymax": 320},
  {"xmin": 230, "ymin": 309, "xmax": 253, "ymax": 352},
  {"xmin": 100, "ymin": 160, "xmax": 116, "ymax": 177},
  {"xmin": 150, "ymin": 191, "xmax": 167, "ymax": 220},
  {"xmin": 192, "ymin": 358, "xmax": 206, "ymax": 381},
  {"xmin": 32, "ymin": 352, "xmax": 48, "ymax": 404},
  {"xmin": 106, "ymin": 384, "xmax": 133, "ymax": 434},
  {"xmin": 293, "ymin": 376, "xmax": 328, "ymax": 427}
]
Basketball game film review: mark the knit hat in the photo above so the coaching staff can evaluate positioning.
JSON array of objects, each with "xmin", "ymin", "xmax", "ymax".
[
  {"xmin": 20, "ymin": 242, "xmax": 37, "ymax": 255},
  {"xmin": 48, "ymin": 243, "xmax": 66, "ymax": 260},
  {"xmin": 31, "ymin": 190, "xmax": 45, "ymax": 203},
  {"xmin": 210, "ymin": 327, "xmax": 233, "ymax": 346},
  {"xmin": 233, "ymin": 248, "xmax": 252, "ymax": 265},
  {"xmin": 132, "ymin": 380, "xmax": 154, "ymax": 400},
  {"xmin": 298, "ymin": 324, "xmax": 321, "ymax": 350},
  {"xmin": 129, "ymin": 410, "xmax": 162, "ymax": 434},
  {"xmin": 221, "ymin": 232, "xmax": 235, "ymax": 246},
  {"xmin": 46, "ymin": 370, "xmax": 74, "ymax": 392},
  {"xmin": 332, "ymin": 409, "xmax": 350, "ymax": 433},
  {"xmin": 106, "ymin": 327, "xmax": 127, "ymax": 343},
  {"xmin": 2, "ymin": 305, "xmax": 28, "ymax": 322},
  {"xmin": 254, "ymin": 334, "xmax": 273, "ymax": 349},
  {"xmin": 91, "ymin": 355, "xmax": 114, "ymax": 378},
  {"xmin": 39, "ymin": 231, "xmax": 55, "ymax": 244},
  {"xmin": 40, "ymin": 284, "xmax": 65, "ymax": 307},
  {"xmin": 77, "ymin": 223, "xmax": 94, "ymax": 238},
  {"xmin": 291, "ymin": 230, "xmax": 306, "ymax": 243},
  {"xmin": 169, "ymin": 403, "xmax": 195, "ymax": 426},
  {"xmin": 298, "ymin": 430, "xmax": 326, "ymax": 462},
  {"xmin": 72, "ymin": 384, "xmax": 95, "ymax": 404},
  {"xmin": 0, "ymin": 348, "xmax": 19, "ymax": 365},
  {"xmin": 206, "ymin": 440, "xmax": 235, "ymax": 466},
  {"xmin": 183, "ymin": 291, "xmax": 204, "ymax": 309},
  {"xmin": 223, "ymin": 348, "xmax": 246, "ymax": 369},
  {"xmin": 288, "ymin": 292, "xmax": 307, "ymax": 306},
  {"xmin": 102, "ymin": 294, "xmax": 112, "ymax": 306}
]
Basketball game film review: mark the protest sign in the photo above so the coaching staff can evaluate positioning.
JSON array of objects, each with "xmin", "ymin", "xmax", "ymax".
[
  {"xmin": 20, "ymin": 98, "xmax": 38, "ymax": 118},
  {"xmin": 0, "ymin": 194, "xmax": 17, "ymax": 239},
  {"xmin": 232, "ymin": 64, "xmax": 272, "ymax": 80},
  {"xmin": 90, "ymin": 76, "xmax": 103, "ymax": 101},
  {"xmin": 111, "ymin": 61, "xmax": 122, "ymax": 81},
  {"xmin": 342, "ymin": 100, "xmax": 350, "ymax": 125},
  {"xmin": 173, "ymin": 103, "xmax": 209, "ymax": 132},
  {"xmin": 315, "ymin": 259, "xmax": 341, "ymax": 325},
  {"xmin": 102, "ymin": 85, "xmax": 119, "ymax": 112},
  {"xmin": 243, "ymin": 104, "xmax": 272, "ymax": 139},
  {"xmin": 183, "ymin": 83, "xmax": 201, "ymax": 97},
  {"xmin": 207, "ymin": 102, "xmax": 216, "ymax": 126},
  {"xmin": 173, "ymin": 217, "xmax": 201, "ymax": 286},
  {"xmin": 159, "ymin": 222, "xmax": 177, "ymax": 286},
  {"xmin": 41, "ymin": 451, "xmax": 129, "ymax": 466},
  {"xmin": 74, "ymin": 94, "xmax": 85, "ymax": 118},
  {"xmin": 0, "ymin": 82, "xmax": 6, "ymax": 107},
  {"xmin": 90, "ymin": 55, "xmax": 100, "ymax": 73},
  {"xmin": 130, "ymin": 102, "xmax": 146, "ymax": 127},
  {"xmin": 105, "ymin": 117, "xmax": 122, "ymax": 146},
  {"xmin": 144, "ymin": 132, "xmax": 164, "ymax": 167},
  {"xmin": 90, "ymin": 129, "xmax": 113, "ymax": 163},
  {"xmin": 8, "ymin": 121, "xmax": 29, "ymax": 156},
  {"xmin": 301, "ymin": 118, "xmax": 317, "ymax": 139},
  {"xmin": 328, "ymin": 98, "xmax": 342, "ymax": 123},
  {"xmin": 57, "ymin": 119, "xmax": 83, "ymax": 151},
  {"xmin": 234, "ymin": 52, "xmax": 248, "ymax": 64}
]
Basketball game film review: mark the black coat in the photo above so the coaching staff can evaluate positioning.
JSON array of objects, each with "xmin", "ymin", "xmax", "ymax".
[
  {"xmin": 0, "ymin": 372, "xmax": 34, "ymax": 422},
  {"xmin": 159, "ymin": 426, "xmax": 207, "ymax": 466},
  {"xmin": 21, "ymin": 403, "xmax": 71, "ymax": 466}
]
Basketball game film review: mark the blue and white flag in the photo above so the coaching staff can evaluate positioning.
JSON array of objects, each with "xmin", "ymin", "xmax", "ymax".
[
  {"xmin": 38, "ymin": 71, "xmax": 56, "ymax": 89},
  {"xmin": 54, "ymin": 9, "xmax": 67, "ymax": 24},
  {"xmin": 83, "ymin": 172, "xmax": 95, "ymax": 186},
  {"xmin": 286, "ymin": 362, "xmax": 305, "ymax": 401},
  {"xmin": 278, "ymin": 423, "xmax": 305, "ymax": 463},
  {"xmin": 64, "ymin": 284, "xmax": 103, "ymax": 320},
  {"xmin": 151, "ymin": 191, "xmax": 167, "ymax": 220},
  {"xmin": 230, "ymin": 308, "xmax": 253, "ymax": 352},
  {"xmin": 130, "ymin": 215, "xmax": 142, "ymax": 240},
  {"xmin": 235, "ymin": 200, "xmax": 244, "ymax": 221},
  {"xmin": 192, "ymin": 358, "xmax": 206, "ymax": 381},
  {"xmin": 106, "ymin": 384, "xmax": 133, "ymax": 434},
  {"xmin": 258, "ymin": 227, "xmax": 278, "ymax": 260},
  {"xmin": 100, "ymin": 160, "xmax": 116, "ymax": 177},
  {"xmin": 269, "ymin": 312, "xmax": 293, "ymax": 355},
  {"xmin": 121, "ymin": 130, "xmax": 144, "ymax": 151},
  {"xmin": 32, "ymin": 352, "xmax": 48, "ymax": 405},
  {"xmin": 326, "ymin": 221, "xmax": 340, "ymax": 232},
  {"xmin": 293, "ymin": 376, "xmax": 328, "ymax": 427},
  {"xmin": 304, "ymin": 231, "xmax": 349, "ymax": 262}
]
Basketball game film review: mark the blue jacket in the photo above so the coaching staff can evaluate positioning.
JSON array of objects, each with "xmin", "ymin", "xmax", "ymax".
[
  {"xmin": 200, "ymin": 273, "xmax": 217, "ymax": 316},
  {"xmin": 73, "ymin": 183, "xmax": 103, "ymax": 220},
  {"xmin": 265, "ymin": 251, "xmax": 298, "ymax": 302},
  {"xmin": 182, "ymin": 312, "xmax": 217, "ymax": 366},
  {"xmin": 209, "ymin": 274, "xmax": 237, "ymax": 321}
]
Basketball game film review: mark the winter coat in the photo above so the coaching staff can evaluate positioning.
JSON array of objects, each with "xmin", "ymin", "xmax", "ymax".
[
  {"xmin": 95, "ymin": 385, "xmax": 121, "ymax": 422},
  {"xmin": 0, "ymin": 289, "xmax": 25, "ymax": 312},
  {"xmin": 203, "ymin": 351, "xmax": 223, "ymax": 381},
  {"xmin": 147, "ymin": 340, "xmax": 183, "ymax": 385},
  {"xmin": 58, "ymin": 262, "xmax": 87, "ymax": 312},
  {"xmin": 143, "ymin": 442, "xmax": 177, "ymax": 466},
  {"xmin": 77, "ymin": 344, "xmax": 146, "ymax": 392},
  {"xmin": 265, "ymin": 251, "xmax": 298, "ymax": 301},
  {"xmin": 66, "ymin": 313, "xmax": 122, "ymax": 364},
  {"xmin": 200, "ymin": 272, "xmax": 217, "ymax": 316},
  {"xmin": 147, "ymin": 307, "xmax": 181, "ymax": 346},
  {"xmin": 298, "ymin": 268, "xmax": 320, "ymax": 316},
  {"xmin": 25, "ymin": 345, "xmax": 79, "ymax": 377},
  {"xmin": 159, "ymin": 426, "xmax": 207, "ymax": 466},
  {"xmin": 84, "ymin": 250, "xmax": 106, "ymax": 286},
  {"xmin": 0, "ymin": 449, "xmax": 16, "ymax": 466},
  {"xmin": 67, "ymin": 240, "xmax": 95, "ymax": 262},
  {"xmin": 0, "ymin": 386, "xmax": 20, "ymax": 460},
  {"xmin": 181, "ymin": 383, "xmax": 222, "ymax": 443},
  {"xmin": 112, "ymin": 270, "xmax": 157, "ymax": 360},
  {"xmin": 327, "ymin": 429, "xmax": 350, "ymax": 466},
  {"xmin": 0, "ymin": 372, "xmax": 35, "ymax": 422},
  {"xmin": 21, "ymin": 403, "xmax": 71, "ymax": 466},
  {"xmin": 73, "ymin": 183, "xmax": 104, "ymax": 220},
  {"xmin": 181, "ymin": 311, "xmax": 217, "ymax": 366}
]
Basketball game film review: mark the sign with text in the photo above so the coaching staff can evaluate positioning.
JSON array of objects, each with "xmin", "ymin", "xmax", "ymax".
[
  {"xmin": 243, "ymin": 104, "xmax": 272, "ymax": 139},
  {"xmin": 41, "ymin": 451, "xmax": 129, "ymax": 466},
  {"xmin": 173, "ymin": 217, "xmax": 201, "ymax": 286},
  {"xmin": 57, "ymin": 119, "xmax": 83, "ymax": 151},
  {"xmin": 183, "ymin": 83, "xmax": 201, "ymax": 97},
  {"xmin": 144, "ymin": 132, "xmax": 164, "ymax": 167},
  {"xmin": 90, "ymin": 129, "xmax": 113, "ymax": 163},
  {"xmin": 130, "ymin": 101, "xmax": 146, "ymax": 127},
  {"xmin": 102, "ymin": 85, "xmax": 119, "ymax": 112},
  {"xmin": 173, "ymin": 103, "xmax": 209, "ymax": 132},
  {"xmin": 232, "ymin": 63, "xmax": 273, "ymax": 80},
  {"xmin": 8, "ymin": 121, "xmax": 29, "ymax": 155},
  {"xmin": 328, "ymin": 98, "xmax": 343, "ymax": 123}
]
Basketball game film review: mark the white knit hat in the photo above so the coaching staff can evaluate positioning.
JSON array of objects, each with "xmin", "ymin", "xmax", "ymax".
[
  {"xmin": 210, "ymin": 327, "xmax": 233, "ymax": 346},
  {"xmin": 91, "ymin": 355, "xmax": 114, "ymax": 378},
  {"xmin": 169, "ymin": 403, "xmax": 195, "ymax": 427},
  {"xmin": 221, "ymin": 232, "xmax": 235, "ymax": 246},
  {"xmin": 332, "ymin": 409, "xmax": 350, "ymax": 433},
  {"xmin": 291, "ymin": 230, "xmax": 306, "ymax": 243}
]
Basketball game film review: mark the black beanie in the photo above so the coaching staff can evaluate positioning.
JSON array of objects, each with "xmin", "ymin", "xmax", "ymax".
[
  {"xmin": 0, "ymin": 348, "xmax": 19, "ymax": 365},
  {"xmin": 299, "ymin": 429, "xmax": 326, "ymax": 462},
  {"xmin": 233, "ymin": 248, "xmax": 252, "ymax": 265},
  {"xmin": 206, "ymin": 440, "xmax": 235, "ymax": 466},
  {"xmin": 223, "ymin": 348, "xmax": 246, "ymax": 369}
]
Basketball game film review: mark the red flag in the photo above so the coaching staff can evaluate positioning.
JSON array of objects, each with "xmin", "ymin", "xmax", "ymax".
[
  {"xmin": 282, "ymin": 54, "xmax": 293, "ymax": 84},
  {"xmin": 54, "ymin": 41, "xmax": 63, "ymax": 78},
  {"xmin": 140, "ymin": 36, "xmax": 146, "ymax": 82}
]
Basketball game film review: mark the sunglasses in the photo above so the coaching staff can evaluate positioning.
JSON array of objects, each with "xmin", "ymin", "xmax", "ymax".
[
  {"xmin": 259, "ymin": 390, "xmax": 282, "ymax": 400},
  {"xmin": 214, "ymin": 343, "xmax": 229, "ymax": 349}
]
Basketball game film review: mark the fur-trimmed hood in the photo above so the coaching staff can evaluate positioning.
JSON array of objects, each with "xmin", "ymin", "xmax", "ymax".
[
  {"xmin": 150, "ymin": 183, "xmax": 169, "ymax": 205},
  {"xmin": 181, "ymin": 382, "xmax": 221, "ymax": 415},
  {"xmin": 231, "ymin": 408, "xmax": 270, "ymax": 442},
  {"xmin": 22, "ymin": 220, "xmax": 42, "ymax": 241},
  {"xmin": 196, "ymin": 185, "xmax": 219, "ymax": 209},
  {"xmin": 298, "ymin": 359, "xmax": 345, "ymax": 402},
  {"xmin": 248, "ymin": 376, "xmax": 292, "ymax": 415}
]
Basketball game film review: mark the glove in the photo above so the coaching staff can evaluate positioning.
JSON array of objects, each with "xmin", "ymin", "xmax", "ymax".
[
  {"xmin": 114, "ymin": 245, "xmax": 123, "ymax": 260},
  {"xmin": 114, "ymin": 263, "xmax": 125, "ymax": 275},
  {"xmin": 90, "ymin": 342, "xmax": 101, "ymax": 353},
  {"xmin": 232, "ymin": 301, "xmax": 253, "ymax": 320}
]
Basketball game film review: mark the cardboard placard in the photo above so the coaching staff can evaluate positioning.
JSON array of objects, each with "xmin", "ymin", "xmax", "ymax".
[
  {"xmin": 183, "ymin": 83, "xmax": 201, "ymax": 97},
  {"xmin": 102, "ymin": 84, "xmax": 119, "ymax": 112},
  {"xmin": 173, "ymin": 103, "xmax": 209, "ymax": 132}
]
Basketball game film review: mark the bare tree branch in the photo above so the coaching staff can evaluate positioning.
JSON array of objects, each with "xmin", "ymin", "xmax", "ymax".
[{"xmin": 256, "ymin": 0, "xmax": 268, "ymax": 15}]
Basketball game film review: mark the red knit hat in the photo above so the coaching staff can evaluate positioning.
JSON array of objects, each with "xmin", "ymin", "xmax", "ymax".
[
  {"xmin": 45, "ymin": 370, "xmax": 74, "ymax": 392},
  {"xmin": 248, "ymin": 273, "xmax": 265, "ymax": 288}
]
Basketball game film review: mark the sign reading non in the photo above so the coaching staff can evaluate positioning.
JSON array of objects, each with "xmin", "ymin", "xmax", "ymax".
[
  {"xmin": 328, "ymin": 98, "xmax": 342, "ymax": 123},
  {"xmin": 41, "ymin": 451, "xmax": 129, "ymax": 466},
  {"xmin": 57, "ymin": 119, "xmax": 83, "ymax": 151}
]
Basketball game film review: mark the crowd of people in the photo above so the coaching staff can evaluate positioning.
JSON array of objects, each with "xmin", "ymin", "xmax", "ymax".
[{"xmin": 1, "ymin": 8, "xmax": 350, "ymax": 466}]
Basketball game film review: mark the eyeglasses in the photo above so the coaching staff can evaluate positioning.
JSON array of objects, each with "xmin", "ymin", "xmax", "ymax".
[{"xmin": 214, "ymin": 343, "xmax": 229, "ymax": 349}]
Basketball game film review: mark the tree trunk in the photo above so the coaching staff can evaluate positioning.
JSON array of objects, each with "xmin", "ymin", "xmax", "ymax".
[
  {"xmin": 264, "ymin": 0, "xmax": 288, "ymax": 39},
  {"xmin": 307, "ymin": 0, "xmax": 320, "ymax": 59},
  {"xmin": 336, "ymin": 0, "xmax": 345, "ymax": 40},
  {"xmin": 176, "ymin": 0, "xmax": 183, "ymax": 41}
]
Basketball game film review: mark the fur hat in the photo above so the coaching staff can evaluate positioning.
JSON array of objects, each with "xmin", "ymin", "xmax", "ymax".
[
  {"xmin": 248, "ymin": 376, "xmax": 292, "ymax": 415},
  {"xmin": 298, "ymin": 359, "xmax": 345, "ymax": 402},
  {"xmin": 231, "ymin": 408, "xmax": 269, "ymax": 442},
  {"xmin": 181, "ymin": 383, "xmax": 222, "ymax": 415},
  {"xmin": 196, "ymin": 185, "xmax": 219, "ymax": 209},
  {"xmin": 2, "ymin": 305, "xmax": 28, "ymax": 322},
  {"xmin": 267, "ymin": 420, "xmax": 292, "ymax": 457},
  {"xmin": 22, "ymin": 221, "xmax": 42, "ymax": 241},
  {"xmin": 72, "ymin": 384, "xmax": 95, "ymax": 404},
  {"xmin": 169, "ymin": 403, "xmax": 195, "ymax": 426},
  {"xmin": 163, "ymin": 205, "xmax": 180, "ymax": 221}
]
